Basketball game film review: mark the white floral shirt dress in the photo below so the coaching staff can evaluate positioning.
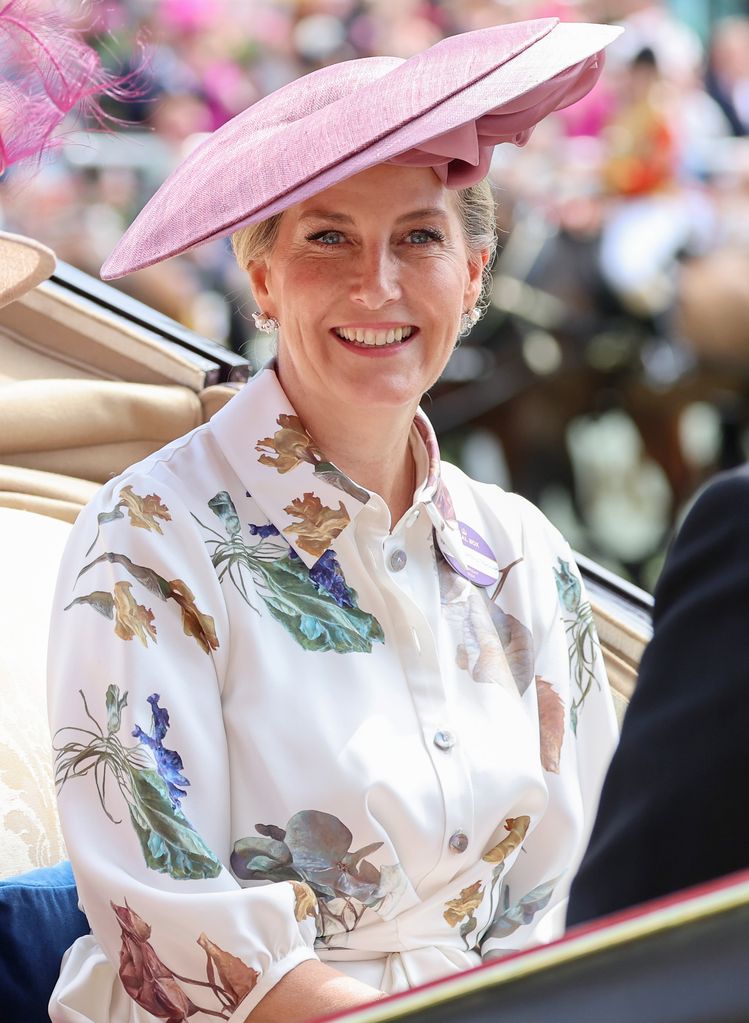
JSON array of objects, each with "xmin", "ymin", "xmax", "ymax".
[{"xmin": 48, "ymin": 364, "xmax": 618, "ymax": 1022}]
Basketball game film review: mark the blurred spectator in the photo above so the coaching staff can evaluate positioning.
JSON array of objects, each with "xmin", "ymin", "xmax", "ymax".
[{"xmin": 705, "ymin": 16, "xmax": 749, "ymax": 136}]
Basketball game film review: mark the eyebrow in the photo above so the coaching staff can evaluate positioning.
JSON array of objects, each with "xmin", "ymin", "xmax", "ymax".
[{"xmin": 298, "ymin": 206, "xmax": 450, "ymax": 226}]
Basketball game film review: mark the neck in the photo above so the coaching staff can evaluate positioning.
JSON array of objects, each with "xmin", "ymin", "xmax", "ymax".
[{"xmin": 277, "ymin": 368, "xmax": 418, "ymax": 527}]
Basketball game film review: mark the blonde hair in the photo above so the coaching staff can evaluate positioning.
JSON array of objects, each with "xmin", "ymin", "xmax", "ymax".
[{"xmin": 231, "ymin": 176, "xmax": 497, "ymax": 317}]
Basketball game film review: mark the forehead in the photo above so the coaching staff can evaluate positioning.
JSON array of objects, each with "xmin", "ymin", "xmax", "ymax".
[{"xmin": 286, "ymin": 164, "xmax": 459, "ymax": 223}]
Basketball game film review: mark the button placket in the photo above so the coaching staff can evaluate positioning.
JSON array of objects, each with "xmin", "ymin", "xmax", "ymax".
[
  {"xmin": 389, "ymin": 548, "xmax": 407, "ymax": 572},
  {"xmin": 449, "ymin": 830, "xmax": 469, "ymax": 853},
  {"xmin": 433, "ymin": 729, "xmax": 456, "ymax": 751}
]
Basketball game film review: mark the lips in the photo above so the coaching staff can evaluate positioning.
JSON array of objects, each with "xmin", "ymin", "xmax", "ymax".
[{"xmin": 333, "ymin": 325, "xmax": 416, "ymax": 347}]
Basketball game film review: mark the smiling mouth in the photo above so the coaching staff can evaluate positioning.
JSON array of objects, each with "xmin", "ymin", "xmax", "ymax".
[{"xmin": 333, "ymin": 326, "xmax": 416, "ymax": 347}]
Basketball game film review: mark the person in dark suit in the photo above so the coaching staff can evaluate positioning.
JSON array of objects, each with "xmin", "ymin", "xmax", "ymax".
[{"xmin": 567, "ymin": 465, "xmax": 749, "ymax": 926}]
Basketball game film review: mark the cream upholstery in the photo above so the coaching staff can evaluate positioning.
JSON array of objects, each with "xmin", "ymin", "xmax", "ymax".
[
  {"xmin": 0, "ymin": 279, "xmax": 211, "ymax": 389},
  {"xmin": 0, "ymin": 464, "xmax": 99, "ymax": 522},
  {"xmin": 0, "ymin": 508, "xmax": 69, "ymax": 879},
  {"xmin": 0, "ymin": 378, "xmax": 203, "ymax": 483}
]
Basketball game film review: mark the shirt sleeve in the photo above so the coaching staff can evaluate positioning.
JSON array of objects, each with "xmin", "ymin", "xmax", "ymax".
[
  {"xmin": 47, "ymin": 471, "xmax": 319, "ymax": 1022},
  {"xmin": 480, "ymin": 500, "xmax": 618, "ymax": 960}
]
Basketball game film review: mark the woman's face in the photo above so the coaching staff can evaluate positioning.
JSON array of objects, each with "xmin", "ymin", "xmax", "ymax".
[{"xmin": 248, "ymin": 164, "xmax": 488, "ymax": 417}]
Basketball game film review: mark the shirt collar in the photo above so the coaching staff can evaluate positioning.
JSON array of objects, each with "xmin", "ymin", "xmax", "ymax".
[{"xmin": 209, "ymin": 364, "xmax": 473, "ymax": 577}]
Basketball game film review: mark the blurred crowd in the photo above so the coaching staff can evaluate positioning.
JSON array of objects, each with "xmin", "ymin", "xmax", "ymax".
[{"xmin": 3, "ymin": 0, "xmax": 749, "ymax": 585}]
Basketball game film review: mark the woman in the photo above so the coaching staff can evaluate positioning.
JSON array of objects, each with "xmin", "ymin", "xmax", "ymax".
[{"xmin": 48, "ymin": 19, "xmax": 620, "ymax": 1023}]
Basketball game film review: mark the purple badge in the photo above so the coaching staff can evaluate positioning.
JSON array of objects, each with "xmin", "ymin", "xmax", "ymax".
[{"xmin": 442, "ymin": 521, "xmax": 499, "ymax": 587}]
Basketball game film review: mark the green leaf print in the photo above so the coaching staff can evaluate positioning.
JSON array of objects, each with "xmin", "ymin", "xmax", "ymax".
[
  {"xmin": 196, "ymin": 492, "xmax": 384, "ymax": 654},
  {"xmin": 106, "ymin": 683, "xmax": 128, "ymax": 734},
  {"xmin": 232, "ymin": 810, "xmax": 406, "ymax": 941},
  {"xmin": 258, "ymin": 553, "xmax": 384, "ymax": 653},
  {"xmin": 553, "ymin": 558, "xmax": 600, "ymax": 733},
  {"xmin": 53, "ymin": 688, "xmax": 222, "ymax": 881},
  {"xmin": 482, "ymin": 878, "xmax": 557, "ymax": 944},
  {"xmin": 208, "ymin": 491, "xmax": 242, "ymax": 537},
  {"xmin": 128, "ymin": 768, "xmax": 221, "ymax": 881},
  {"xmin": 313, "ymin": 463, "xmax": 370, "ymax": 504}
]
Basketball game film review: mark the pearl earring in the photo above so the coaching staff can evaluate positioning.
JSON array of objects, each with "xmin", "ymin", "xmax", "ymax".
[
  {"xmin": 459, "ymin": 307, "xmax": 481, "ymax": 336},
  {"xmin": 252, "ymin": 311, "xmax": 280, "ymax": 333}
]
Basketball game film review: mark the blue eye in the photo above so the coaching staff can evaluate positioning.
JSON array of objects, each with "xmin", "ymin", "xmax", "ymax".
[
  {"xmin": 307, "ymin": 230, "xmax": 344, "ymax": 245},
  {"xmin": 408, "ymin": 228, "xmax": 445, "ymax": 244}
]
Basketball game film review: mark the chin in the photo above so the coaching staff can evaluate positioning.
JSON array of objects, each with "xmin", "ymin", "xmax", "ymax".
[{"xmin": 339, "ymin": 377, "xmax": 424, "ymax": 411}]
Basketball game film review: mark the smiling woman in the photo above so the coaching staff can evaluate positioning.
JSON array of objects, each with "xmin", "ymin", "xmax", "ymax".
[
  {"xmin": 241, "ymin": 164, "xmax": 491, "ymax": 526},
  {"xmin": 46, "ymin": 17, "xmax": 625, "ymax": 1023}
]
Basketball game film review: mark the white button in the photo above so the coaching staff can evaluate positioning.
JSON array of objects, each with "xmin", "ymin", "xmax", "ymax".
[
  {"xmin": 449, "ymin": 830, "xmax": 469, "ymax": 853},
  {"xmin": 433, "ymin": 730, "xmax": 455, "ymax": 751},
  {"xmin": 389, "ymin": 548, "xmax": 407, "ymax": 572}
]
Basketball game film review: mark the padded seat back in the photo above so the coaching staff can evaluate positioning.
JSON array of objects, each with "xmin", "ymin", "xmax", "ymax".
[{"xmin": 0, "ymin": 508, "xmax": 69, "ymax": 879}]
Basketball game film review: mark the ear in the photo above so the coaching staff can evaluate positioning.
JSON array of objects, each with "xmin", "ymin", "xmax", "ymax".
[
  {"xmin": 464, "ymin": 246, "xmax": 491, "ymax": 309},
  {"xmin": 247, "ymin": 259, "xmax": 276, "ymax": 318}
]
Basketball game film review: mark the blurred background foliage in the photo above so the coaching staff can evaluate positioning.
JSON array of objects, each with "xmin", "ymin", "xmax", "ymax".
[{"xmin": 3, "ymin": 0, "xmax": 749, "ymax": 589}]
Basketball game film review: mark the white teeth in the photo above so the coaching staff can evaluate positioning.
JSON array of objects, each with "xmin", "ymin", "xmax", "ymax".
[{"xmin": 335, "ymin": 326, "xmax": 414, "ymax": 346}]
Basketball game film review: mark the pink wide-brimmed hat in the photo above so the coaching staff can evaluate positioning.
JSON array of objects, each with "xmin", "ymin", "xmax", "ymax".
[{"xmin": 102, "ymin": 18, "xmax": 621, "ymax": 280}]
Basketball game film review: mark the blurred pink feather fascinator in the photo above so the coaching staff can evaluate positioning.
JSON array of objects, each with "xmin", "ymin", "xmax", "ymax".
[
  {"xmin": 102, "ymin": 17, "xmax": 622, "ymax": 280},
  {"xmin": 0, "ymin": 0, "xmax": 139, "ymax": 174}
]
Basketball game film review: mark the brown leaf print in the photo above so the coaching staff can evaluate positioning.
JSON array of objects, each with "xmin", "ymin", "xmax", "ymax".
[
  {"xmin": 256, "ymin": 414, "xmax": 321, "ymax": 473},
  {"xmin": 112, "ymin": 902, "xmax": 197, "ymax": 1021},
  {"xmin": 282, "ymin": 493, "xmax": 350, "ymax": 558},
  {"xmin": 168, "ymin": 579, "xmax": 219, "ymax": 654},
  {"xmin": 536, "ymin": 677, "xmax": 565, "ymax": 774},
  {"xmin": 482, "ymin": 816, "xmax": 531, "ymax": 865},
  {"xmin": 443, "ymin": 880, "xmax": 485, "ymax": 927},
  {"xmin": 120, "ymin": 485, "xmax": 172, "ymax": 534},
  {"xmin": 197, "ymin": 933, "xmax": 259, "ymax": 1009},
  {"xmin": 113, "ymin": 581, "xmax": 157, "ymax": 647},
  {"xmin": 289, "ymin": 880, "xmax": 319, "ymax": 923}
]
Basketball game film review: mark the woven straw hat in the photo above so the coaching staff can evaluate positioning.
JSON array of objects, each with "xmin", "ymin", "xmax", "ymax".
[
  {"xmin": 0, "ymin": 232, "xmax": 56, "ymax": 309},
  {"xmin": 102, "ymin": 18, "xmax": 621, "ymax": 280}
]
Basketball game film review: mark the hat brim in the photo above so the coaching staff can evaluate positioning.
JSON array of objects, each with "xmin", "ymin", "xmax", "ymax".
[
  {"xmin": 102, "ymin": 19, "xmax": 622, "ymax": 280},
  {"xmin": 0, "ymin": 232, "xmax": 57, "ymax": 308}
]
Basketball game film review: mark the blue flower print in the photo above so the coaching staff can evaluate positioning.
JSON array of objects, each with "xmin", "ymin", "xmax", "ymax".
[
  {"xmin": 54, "ymin": 687, "xmax": 220, "ymax": 879},
  {"xmin": 133, "ymin": 694, "xmax": 190, "ymax": 809},
  {"xmin": 309, "ymin": 550, "xmax": 354, "ymax": 609},
  {"xmin": 249, "ymin": 522, "xmax": 280, "ymax": 538}
]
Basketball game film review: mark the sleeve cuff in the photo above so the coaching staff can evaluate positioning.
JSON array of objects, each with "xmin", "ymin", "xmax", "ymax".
[{"xmin": 227, "ymin": 944, "xmax": 320, "ymax": 1023}]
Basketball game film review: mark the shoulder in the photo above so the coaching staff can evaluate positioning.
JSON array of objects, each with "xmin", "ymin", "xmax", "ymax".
[
  {"xmin": 665, "ymin": 464, "xmax": 749, "ymax": 570},
  {"xmin": 679, "ymin": 465, "xmax": 749, "ymax": 530},
  {"xmin": 75, "ymin": 422, "xmax": 236, "ymax": 536},
  {"xmin": 440, "ymin": 460, "xmax": 571, "ymax": 557}
]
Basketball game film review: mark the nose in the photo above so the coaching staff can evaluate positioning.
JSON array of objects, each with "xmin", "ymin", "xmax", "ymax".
[{"xmin": 349, "ymin": 243, "xmax": 402, "ymax": 309}]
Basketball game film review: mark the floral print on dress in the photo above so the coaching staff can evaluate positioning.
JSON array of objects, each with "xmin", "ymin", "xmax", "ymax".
[
  {"xmin": 256, "ymin": 413, "xmax": 370, "ymax": 504},
  {"xmin": 443, "ymin": 881, "xmax": 484, "ymax": 946},
  {"xmin": 553, "ymin": 557, "xmax": 600, "ymax": 733},
  {"xmin": 66, "ymin": 553, "xmax": 219, "ymax": 654},
  {"xmin": 112, "ymin": 901, "xmax": 259, "ymax": 1020},
  {"xmin": 282, "ymin": 492, "xmax": 350, "ymax": 559},
  {"xmin": 481, "ymin": 877, "xmax": 558, "ymax": 954},
  {"xmin": 86, "ymin": 485, "xmax": 172, "ymax": 555},
  {"xmin": 53, "ymin": 686, "xmax": 221, "ymax": 880},
  {"xmin": 535, "ymin": 676, "xmax": 565, "ymax": 773},
  {"xmin": 195, "ymin": 491, "xmax": 383, "ymax": 653},
  {"xmin": 442, "ymin": 816, "xmax": 531, "ymax": 951},
  {"xmin": 231, "ymin": 811, "xmax": 406, "ymax": 944},
  {"xmin": 438, "ymin": 557, "xmax": 534, "ymax": 694}
]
